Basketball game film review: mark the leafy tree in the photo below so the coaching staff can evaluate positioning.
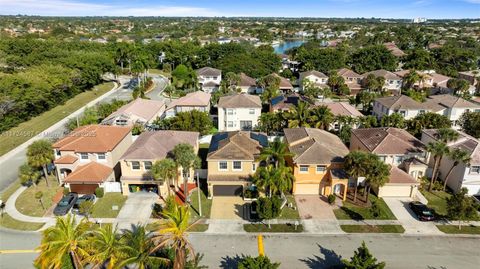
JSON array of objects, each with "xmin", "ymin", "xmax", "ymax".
[
  {"xmin": 310, "ymin": 105, "xmax": 334, "ymax": 130},
  {"xmin": 355, "ymin": 91, "xmax": 378, "ymax": 112},
  {"xmin": 295, "ymin": 46, "xmax": 346, "ymax": 73},
  {"xmin": 79, "ymin": 200, "xmax": 94, "ymax": 221},
  {"xmin": 86, "ymin": 224, "xmax": 126, "ymax": 269},
  {"xmin": 403, "ymin": 48, "xmax": 435, "ymax": 70},
  {"xmin": 362, "ymin": 74, "xmax": 386, "ymax": 93},
  {"xmin": 35, "ymin": 215, "xmax": 91, "ymax": 269},
  {"xmin": 380, "ymin": 113, "xmax": 405, "ymax": 128},
  {"xmin": 238, "ymin": 255, "xmax": 281, "ymax": 269},
  {"xmin": 406, "ymin": 112, "xmax": 451, "ymax": 138},
  {"xmin": 256, "ymin": 196, "xmax": 282, "ymax": 227},
  {"xmin": 259, "ymin": 137, "xmax": 292, "ymax": 168},
  {"xmin": 447, "ymin": 78, "xmax": 471, "ymax": 98},
  {"xmin": 349, "ymin": 45, "xmax": 398, "ymax": 74},
  {"xmin": 257, "ymin": 112, "xmax": 286, "ymax": 135},
  {"xmin": 18, "ymin": 163, "xmax": 39, "ymax": 186},
  {"xmin": 446, "ymin": 188, "xmax": 478, "ymax": 229},
  {"xmin": 443, "ymin": 149, "xmax": 470, "ymax": 191},
  {"xmin": 173, "ymin": 143, "xmax": 201, "ymax": 199},
  {"xmin": 458, "ymin": 111, "xmax": 480, "ymax": 139},
  {"xmin": 172, "ymin": 64, "xmax": 197, "ymax": 90},
  {"xmin": 151, "ymin": 158, "xmax": 177, "ymax": 196},
  {"xmin": 166, "ymin": 110, "xmax": 213, "ymax": 135},
  {"xmin": 221, "ymin": 72, "xmax": 241, "ymax": 92},
  {"xmin": 358, "ymin": 115, "xmax": 378, "ymax": 128},
  {"xmin": 286, "ymin": 101, "xmax": 312, "ymax": 128},
  {"xmin": 27, "ymin": 139, "xmax": 54, "ymax": 187},
  {"xmin": 433, "ymin": 44, "xmax": 477, "ymax": 77},
  {"xmin": 153, "ymin": 204, "xmax": 195, "ymax": 269},
  {"xmin": 342, "ymin": 241, "xmax": 386, "ymax": 269}
]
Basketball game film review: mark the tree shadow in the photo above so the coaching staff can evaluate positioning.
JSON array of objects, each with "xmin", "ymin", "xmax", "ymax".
[
  {"xmin": 220, "ymin": 255, "xmax": 242, "ymax": 269},
  {"xmin": 299, "ymin": 243, "xmax": 344, "ymax": 269},
  {"xmin": 339, "ymin": 206, "xmax": 364, "ymax": 220},
  {"xmin": 234, "ymin": 203, "xmax": 248, "ymax": 220}
]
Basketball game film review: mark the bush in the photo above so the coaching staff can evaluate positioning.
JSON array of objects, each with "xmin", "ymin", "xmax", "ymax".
[
  {"xmin": 257, "ymin": 196, "xmax": 282, "ymax": 220},
  {"xmin": 63, "ymin": 187, "xmax": 70, "ymax": 195},
  {"xmin": 238, "ymin": 255, "xmax": 280, "ymax": 269},
  {"xmin": 95, "ymin": 187, "xmax": 104, "ymax": 198},
  {"xmin": 370, "ymin": 200, "xmax": 381, "ymax": 218},
  {"xmin": 244, "ymin": 188, "xmax": 259, "ymax": 199},
  {"xmin": 328, "ymin": 194, "xmax": 336, "ymax": 205}
]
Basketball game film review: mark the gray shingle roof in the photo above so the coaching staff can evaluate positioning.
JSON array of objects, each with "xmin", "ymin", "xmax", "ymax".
[{"xmin": 218, "ymin": 94, "xmax": 262, "ymax": 108}]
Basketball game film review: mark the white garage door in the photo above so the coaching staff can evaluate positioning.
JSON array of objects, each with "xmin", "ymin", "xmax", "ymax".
[
  {"xmin": 294, "ymin": 184, "xmax": 320, "ymax": 195},
  {"xmin": 378, "ymin": 185, "xmax": 413, "ymax": 197}
]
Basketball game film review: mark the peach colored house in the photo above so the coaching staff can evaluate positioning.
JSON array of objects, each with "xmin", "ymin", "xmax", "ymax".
[
  {"xmin": 284, "ymin": 128, "xmax": 349, "ymax": 200},
  {"xmin": 53, "ymin": 125, "xmax": 132, "ymax": 194},
  {"xmin": 119, "ymin": 131, "xmax": 199, "ymax": 196}
]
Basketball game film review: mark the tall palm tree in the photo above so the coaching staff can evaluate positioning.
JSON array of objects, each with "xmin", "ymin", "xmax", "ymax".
[
  {"xmin": 287, "ymin": 101, "xmax": 312, "ymax": 128},
  {"xmin": 35, "ymin": 215, "xmax": 91, "ymax": 269},
  {"xmin": 344, "ymin": 151, "xmax": 368, "ymax": 202},
  {"xmin": 151, "ymin": 158, "xmax": 177, "ymax": 196},
  {"xmin": 311, "ymin": 105, "xmax": 334, "ymax": 130},
  {"xmin": 364, "ymin": 156, "xmax": 390, "ymax": 203},
  {"xmin": 18, "ymin": 163, "xmax": 40, "ymax": 186},
  {"xmin": 426, "ymin": 141, "xmax": 450, "ymax": 192},
  {"xmin": 272, "ymin": 165, "xmax": 294, "ymax": 196},
  {"xmin": 86, "ymin": 224, "xmax": 127, "ymax": 269},
  {"xmin": 259, "ymin": 137, "xmax": 293, "ymax": 168},
  {"xmin": 27, "ymin": 139, "xmax": 54, "ymax": 187},
  {"xmin": 119, "ymin": 225, "xmax": 170, "ymax": 269},
  {"xmin": 443, "ymin": 149, "xmax": 470, "ymax": 191},
  {"xmin": 164, "ymin": 84, "xmax": 175, "ymax": 102},
  {"xmin": 432, "ymin": 128, "xmax": 459, "ymax": 181},
  {"xmin": 153, "ymin": 204, "xmax": 195, "ymax": 269},
  {"xmin": 253, "ymin": 165, "xmax": 277, "ymax": 198},
  {"xmin": 173, "ymin": 143, "xmax": 201, "ymax": 199}
]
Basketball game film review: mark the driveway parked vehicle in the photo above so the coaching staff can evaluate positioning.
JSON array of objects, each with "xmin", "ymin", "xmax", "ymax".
[
  {"xmin": 71, "ymin": 194, "xmax": 96, "ymax": 215},
  {"xmin": 53, "ymin": 193, "xmax": 78, "ymax": 216},
  {"xmin": 409, "ymin": 201, "xmax": 435, "ymax": 221}
]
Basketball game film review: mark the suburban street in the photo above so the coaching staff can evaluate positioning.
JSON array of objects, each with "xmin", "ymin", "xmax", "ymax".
[{"xmin": 1, "ymin": 229, "xmax": 479, "ymax": 269}]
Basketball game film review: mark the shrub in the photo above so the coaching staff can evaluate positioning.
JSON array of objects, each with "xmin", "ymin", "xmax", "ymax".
[
  {"xmin": 370, "ymin": 200, "xmax": 381, "ymax": 218},
  {"xmin": 238, "ymin": 255, "xmax": 280, "ymax": 269},
  {"xmin": 244, "ymin": 188, "xmax": 259, "ymax": 199},
  {"xmin": 95, "ymin": 187, "xmax": 104, "ymax": 198},
  {"xmin": 257, "ymin": 196, "xmax": 282, "ymax": 220},
  {"xmin": 63, "ymin": 187, "xmax": 70, "ymax": 195},
  {"xmin": 328, "ymin": 194, "xmax": 336, "ymax": 205}
]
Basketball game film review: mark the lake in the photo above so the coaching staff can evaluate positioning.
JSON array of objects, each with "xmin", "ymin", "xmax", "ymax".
[{"xmin": 273, "ymin": 40, "xmax": 306, "ymax": 54}]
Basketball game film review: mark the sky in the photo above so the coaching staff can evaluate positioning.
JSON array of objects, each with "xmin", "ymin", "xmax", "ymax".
[{"xmin": 0, "ymin": 0, "xmax": 479, "ymax": 19}]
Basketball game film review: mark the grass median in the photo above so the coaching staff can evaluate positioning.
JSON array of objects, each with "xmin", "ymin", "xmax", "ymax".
[
  {"xmin": 340, "ymin": 225, "xmax": 405, "ymax": 233},
  {"xmin": 0, "ymin": 82, "xmax": 114, "ymax": 156},
  {"xmin": 0, "ymin": 213, "xmax": 45, "ymax": 231},
  {"xmin": 436, "ymin": 225, "xmax": 480, "ymax": 234},
  {"xmin": 244, "ymin": 223, "xmax": 303, "ymax": 233}
]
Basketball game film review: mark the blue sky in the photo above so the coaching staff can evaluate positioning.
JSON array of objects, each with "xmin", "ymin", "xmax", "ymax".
[{"xmin": 0, "ymin": 0, "xmax": 479, "ymax": 19}]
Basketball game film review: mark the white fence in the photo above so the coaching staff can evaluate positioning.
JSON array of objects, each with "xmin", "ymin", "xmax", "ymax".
[{"xmin": 104, "ymin": 182, "xmax": 122, "ymax": 193}]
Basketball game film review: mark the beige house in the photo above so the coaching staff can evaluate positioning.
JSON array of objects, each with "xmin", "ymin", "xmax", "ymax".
[
  {"xmin": 284, "ymin": 128, "xmax": 350, "ymax": 200},
  {"xmin": 53, "ymin": 125, "xmax": 132, "ymax": 194},
  {"xmin": 119, "ymin": 130, "xmax": 199, "ymax": 196},
  {"xmin": 238, "ymin": 73, "xmax": 257, "ymax": 93},
  {"xmin": 350, "ymin": 127, "xmax": 426, "ymax": 197},
  {"xmin": 102, "ymin": 98, "xmax": 165, "ymax": 126},
  {"xmin": 299, "ymin": 70, "xmax": 328, "ymax": 90},
  {"xmin": 164, "ymin": 91, "xmax": 211, "ymax": 118},
  {"xmin": 336, "ymin": 68, "xmax": 363, "ymax": 95},
  {"xmin": 206, "ymin": 131, "xmax": 268, "ymax": 198},
  {"xmin": 363, "ymin": 69, "xmax": 403, "ymax": 93}
]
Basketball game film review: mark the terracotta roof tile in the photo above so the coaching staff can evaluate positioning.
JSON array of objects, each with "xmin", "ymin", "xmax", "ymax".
[
  {"xmin": 54, "ymin": 155, "xmax": 78, "ymax": 164},
  {"xmin": 388, "ymin": 166, "xmax": 418, "ymax": 184},
  {"xmin": 352, "ymin": 127, "xmax": 425, "ymax": 155},
  {"xmin": 64, "ymin": 162, "xmax": 112, "ymax": 183}
]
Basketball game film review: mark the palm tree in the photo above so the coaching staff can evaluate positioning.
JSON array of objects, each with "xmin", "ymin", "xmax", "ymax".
[
  {"xmin": 86, "ymin": 224, "xmax": 127, "ymax": 269},
  {"xmin": 272, "ymin": 165, "xmax": 294, "ymax": 196},
  {"xmin": 164, "ymin": 84, "xmax": 175, "ymax": 102},
  {"xmin": 18, "ymin": 163, "xmax": 40, "ymax": 187},
  {"xmin": 402, "ymin": 70, "xmax": 420, "ymax": 90},
  {"xmin": 287, "ymin": 101, "xmax": 312, "ymax": 128},
  {"xmin": 253, "ymin": 165, "xmax": 277, "ymax": 198},
  {"xmin": 35, "ymin": 215, "xmax": 91, "ymax": 269},
  {"xmin": 153, "ymin": 204, "xmax": 195, "ymax": 269},
  {"xmin": 426, "ymin": 141, "xmax": 449, "ymax": 192},
  {"xmin": 431, "ymin": 128, "xmax": 459, "ymax": 183},
  {"xmin": 173, "ymin": 143, "xmax": 201, "ymax": 199},
  {"xmin": 364, "ymin": 156, "xmax": 390, "ymax": 203},
  {"xmin": 311, "ymin": 105, "xmax": 334, "ymax": 130},
  {"xmin": 344, "ymin": 151, "xmax": 368, "ymax": 202},
  {"xmin": 151, "ymin": 158, "xmax": 177, "ymax": 196},
  {"xmin": 443, "ymin": 149, "xmax": 470, "ymax": 191},
  {"xmin": 27, "ymin": 139, "xmax": 54, "ymax": 187},
  {"xmin": 120, "ymin": 225, "xmax": 170, "ymax": 269},
  {"xmin": 259, "ymin": 137, "xmax": 292, "ymax": 168}
]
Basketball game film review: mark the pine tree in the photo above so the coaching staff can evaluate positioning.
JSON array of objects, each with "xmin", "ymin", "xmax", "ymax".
[{"xmin": 342, "ymin": 241, "xmax": 386, "ymax": 269}]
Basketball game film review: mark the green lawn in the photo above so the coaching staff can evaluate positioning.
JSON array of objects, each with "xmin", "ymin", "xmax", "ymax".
[
  {"xmin": 91, "ymin": 193, "xmax": 127, "ymax": 218},
  {"xmin": 0, "ymin": 213, "xmax": 45, "ymax": 231},
  {"xmin": 278, "ymin": 195, "xmax": 300, "ymax": 220},
  {"xmin": 0, "ymin": 82, "xmax": 114, "ymax": 156},
  {"xmin": 1, "ymin": 179, "xmax": 21, "ymax": 202},
  {"xmin": 436, "ymin": 225, "xmax": 480, "ymax": 234},
  {"xmin": 149, "ymin": 69, "xmax": 171, "ymax": 78},
  {"xmin": 334, "ymin": 195, "xmax": 396, "ymax": 220},
  {"xmin": 421, "ymin": 190, "xmax": 451, "ymax": 218},
  {"xmin": 15, "ymin": 177, "xmax": 62, "ymax": 217},
  {"xmin": 189, "ymin": 224, "xmax": 209, "ymax": 232},
  {"xmin": 340, "ymin": 225, "xmax": 405, "ymax": 233},
  {"xmin": 244, "ymin": 223, "xmax": 303, "ymax": 233},
  {"xmin": 189, "ymin": 189, "xmax": 212, "ymax": 221}
]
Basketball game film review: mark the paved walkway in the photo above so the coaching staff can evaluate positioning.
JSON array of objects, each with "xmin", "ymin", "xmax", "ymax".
[
  {"xmin": 295, "ymin": 195, "xmax": 337, "ymax": 220},
  {"xmin": 115, "ymin": 192, "xmax": 158, "ymax": 230}
]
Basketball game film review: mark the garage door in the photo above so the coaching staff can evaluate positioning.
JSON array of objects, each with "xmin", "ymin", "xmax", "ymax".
[
  {"xmin": 213, "ymin": 185, "xmax": 243, "ymax": 196},
  {"xmin": 378, "ymin": 185, "xmax": 413, "ymax": 197},
  {"xmin": 294, "ymin": 183, "xmax": 320, "ymax": 195},
  {"xmin": 69, "ymin": 184, "xmax": 98, "ymax": 194}
]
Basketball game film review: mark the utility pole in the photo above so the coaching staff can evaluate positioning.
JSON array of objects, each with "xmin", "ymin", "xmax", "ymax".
[{"xmin": 196, "ymin": 172, "xmax": 202, "ymax": 217}]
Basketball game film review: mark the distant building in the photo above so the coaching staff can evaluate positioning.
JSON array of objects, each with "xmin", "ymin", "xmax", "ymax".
[
  {"xmin": 412, "ymin": 18, "xmax": 427, "ymax": 23},
  {"xmin": 164, "ymin": 91, "xmax": 211, "ymax": 118},
  {"xmin": 102, "ymin": 99, "xmax": 165, "ymax": 127},
  {"xmin": 196, "ymin": 67, "xmax": 222, "ymax": 93}
]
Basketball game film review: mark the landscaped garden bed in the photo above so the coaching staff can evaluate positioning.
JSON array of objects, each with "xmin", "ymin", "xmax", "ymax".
[{"xmin": 333, "ymin": 194, "xmax": 396, "ymax": 220}]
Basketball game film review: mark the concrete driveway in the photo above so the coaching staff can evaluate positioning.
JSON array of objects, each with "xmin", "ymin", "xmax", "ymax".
[
  {"xmin": 383, "ymin": 197, "xmax": 442, "ymax": 235},
  {"xmin": 210, "ymin": 196, "xmax": 246, "ymax": 220},
  {"xmin": 295, "ymin": 195, "xmax": 337, "ymax": 220},
  {"xmin": 115, "ymin": 192, "xmax": 159, "ymax": 230}
]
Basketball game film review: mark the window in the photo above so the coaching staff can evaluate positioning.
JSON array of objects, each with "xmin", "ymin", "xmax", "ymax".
[
  {"xmin": 249, "ymin": 109, "xmax": 255, "ymax": 115},
  {"xmin": 144, "ymin": 161, "xmax": 152, "ymax": 170},
  {"xmin": 316, "ymin": 165, "xmax": 326, "ymax": 173},
  {"xmin": 419, "ymin": 110, "xmax": 425, "ymax": 114},
  {"xmin": 55, "ymin": 150, "xmax": 61, "ymax": 156},
  {"xmin": 299, "ymin": 165, "xmax": 309, "ymax": 173},
  {"xmin": 471, "ymin": 166, "xmax": 480, "ymax": 174},
  {"xmin": 219, "ymin": 161, "xmax": 228, "ymax": 171},
  {"xmin": 395, "ymin": 156, "xmax": 403, "ymax": 164},
  {"xmin": 79, "ymin": 153, "xmax": 88, "ymax": 160},
  {"xmin": 399, "ymin": 110, "xmax": 406, "ymax": 117},
  {"xmin": 97, "ymin": 153, "xmax": 106, "ymax": 161},
  {"xmin": 116, "ymin": 119, "xmax": 128, "ymax": 126},
  {"xmin": 378, "ymin": 156, "xmax": 386, "ymax": 162},
  {"xmin": 240, "ymin": 121, "xmax": 253, "ymax": 130},
  {"xmin": 227, "ymin": 121, "xmax": 234, "ymax": 128},
  {"xmin": 252, "ymin": 163, "xmax": 256, "ymax": 172},
  {"xmin": 132, "ymin": 161, "xmax": 140, "ymax": 170},
  {"xmin": 233, "ymin": 161, "xmax": 242, "ymax": 170},
  {"xmin": 227, "ymin": 109, "xmax": 234, "ymax": 115}
]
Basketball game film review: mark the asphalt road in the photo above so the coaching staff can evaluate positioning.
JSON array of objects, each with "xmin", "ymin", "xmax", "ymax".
[
  {"xmin": 1, "ymin": 230, "xmax": 479, "ymax": 269},
  {"xmin": 0, "ymin": 74, "xmax": 167, "ymax": 193}
]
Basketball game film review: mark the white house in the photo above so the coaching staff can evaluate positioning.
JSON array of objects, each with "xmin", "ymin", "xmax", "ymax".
[
  {"xmin": 217, "ymin": 94, "xmax": 262, "ymax": 132},
  {"xmin": 421, "ymin": 129, "xmax": 480, "ymax": 195},
  {"xmin": 164, "ymin": 91, "xmax": 211, "ymax": 118},
  {"xmin": 238, "ymin": 73, "xmax": 257, "ymax": 94},
  {"xmin": 299, "ymin": 70, "xmax": 328, "ymax": 90},
  {"xmin": 363, "ymin": 69, "xmax": 402, "ymax": 93},
  {"xmin": 102, "ymin": 98, "xmax": 165, "ymax": 126},
  {"xmin": 373, "ymin": 95, "xmax": 426, "ymax": 120},
  {"xmin": 196, "ymin": 67, "xmax": 222, "ymax": 93}
]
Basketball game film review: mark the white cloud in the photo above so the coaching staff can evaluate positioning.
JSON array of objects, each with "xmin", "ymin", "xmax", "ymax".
[{"xmin": 0, "ymin": 0, "xmax": 222, "ymax": 16}]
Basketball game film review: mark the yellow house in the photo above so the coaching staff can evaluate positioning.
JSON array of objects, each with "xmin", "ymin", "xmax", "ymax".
[{"xmin": 284, "ymin": 128, "xmax": 350, "ymax": 200}]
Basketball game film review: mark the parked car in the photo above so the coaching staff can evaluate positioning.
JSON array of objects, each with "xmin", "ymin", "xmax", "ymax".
[
  {"xmin": 53, "ymin": 193, "xmax": 78, "ymax": 216},
  {"xmin": 249, "ymin": 201, "xmax": 259, "ymax": 220},
  {"xmin": 409, "ymin": 201, "xmax": 435, "ymax": 221},
  {"xmin": 71, "ymin": 194, "xmax": 96, "ymax": 215}
]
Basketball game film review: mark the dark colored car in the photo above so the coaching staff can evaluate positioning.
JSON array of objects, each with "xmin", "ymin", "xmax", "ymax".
[
  {"xmin": 71, "ymin": 194, "xmax": 96, "ymax": 215},
  {"xmin": 53, "ymin": 193, "xmax": 78, "ymax": 216},
  {"xmin": 249, "ymin": 201, "xmax": 259, "ymax": 220},
  {"xmin": 409, "ymin": 201, "xmax": 435, "ymax": 221}
]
